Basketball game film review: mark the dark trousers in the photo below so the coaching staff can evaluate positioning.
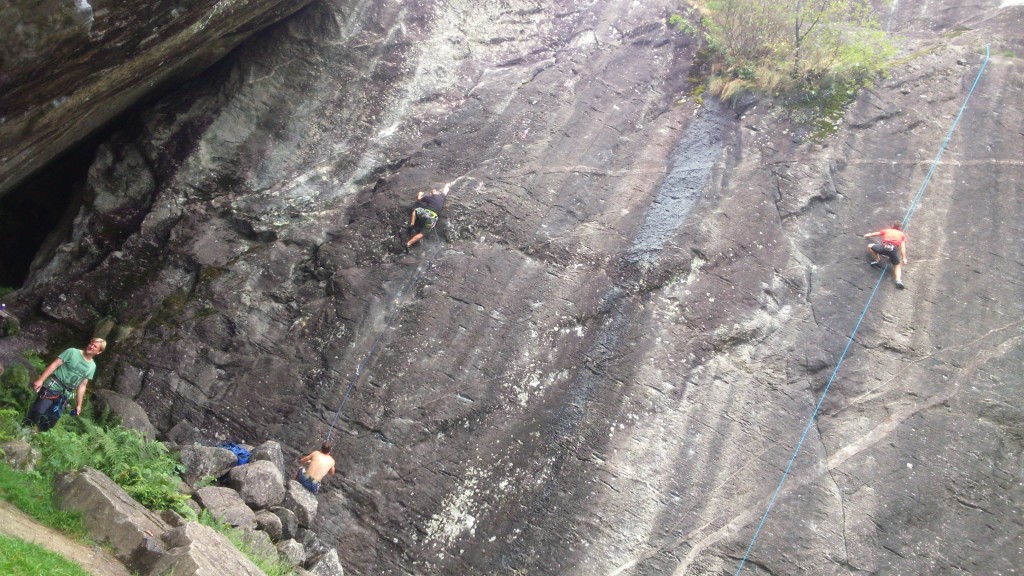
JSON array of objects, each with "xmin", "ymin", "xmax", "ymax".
[{"xmin": 24, "ymin": 395, "xmax": 63, "ymax": 431}]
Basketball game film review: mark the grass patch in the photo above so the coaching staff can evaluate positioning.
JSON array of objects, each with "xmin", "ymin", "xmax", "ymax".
[
  {"xmin": 0, "ymin": 465, "xmax": 86, "ymax": 538},
  {"xmin": 0, "ymin": 534, "xmax": 93, "ymax": 576}
]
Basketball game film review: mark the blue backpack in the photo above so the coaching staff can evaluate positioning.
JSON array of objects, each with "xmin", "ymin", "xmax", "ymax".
[{"xmin": 220, "ymin": 442, "xmax": 250, "ymax": 465}]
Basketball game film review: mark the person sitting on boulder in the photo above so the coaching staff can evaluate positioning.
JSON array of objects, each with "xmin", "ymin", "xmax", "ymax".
[
  {"xmin": 296, "ymin": 442, "xmax": 336, "ymax": 494},
  {"xmin": 863, "ymin": 221, "xmax": 909, "ymax": 289},
  {"xmin": 24, "ymin": 338, "xmax": 106, "ymax": 431}
]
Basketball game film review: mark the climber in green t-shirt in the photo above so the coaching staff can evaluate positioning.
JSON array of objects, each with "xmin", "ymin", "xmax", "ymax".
[{"xmin": 24, "ymin": 338, "xmax": 106, "ymax": 431}]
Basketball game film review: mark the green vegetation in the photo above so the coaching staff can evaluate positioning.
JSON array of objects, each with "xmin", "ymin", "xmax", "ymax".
[
  {"xmin": 0, "ymin": 352, "xmax": 45, "ymax": 411},
  {"xmin": 0, "ymin": 464, "xmax": 86, "ymax": 537},
  {"xmin": 0, "ymin": 400, "xmax": 297, "ymax": 575},
  {"xmin": 27, "ymin": 415, "xmax": 194, "ymax": 517},
  {"xmin": 0, "ymin": 395, "xmax": 193, "ymax": 518},
  {"xmin": 671, "ymin": 0, "xmax": 895, "ymax": 128},
  {"xmin": 0, "ymin": 534, "xmax": 92, "ymax": 576}
]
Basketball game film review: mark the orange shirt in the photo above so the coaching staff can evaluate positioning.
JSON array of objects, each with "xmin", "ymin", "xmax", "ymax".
[{"xmin": 880, "ymin": 229, "xmax": 906, "ymax": 246}]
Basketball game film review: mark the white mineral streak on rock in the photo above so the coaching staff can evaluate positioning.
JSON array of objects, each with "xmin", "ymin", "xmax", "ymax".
[{"xmin": 425, "ymin": 467, "xmax": 485, "ymax": 547}]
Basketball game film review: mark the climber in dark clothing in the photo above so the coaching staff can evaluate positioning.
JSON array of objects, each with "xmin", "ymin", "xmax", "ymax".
[
  {"xmin": 416, "ymin": 182, "xmax": 449, "ymax": 214},
  {"xmin": 405, "ymin": 207, "xmax": 438, "ymax": 251},
  {"xmin": 405, "ymin": 182, "xmax": 450, "ymax": 251}
]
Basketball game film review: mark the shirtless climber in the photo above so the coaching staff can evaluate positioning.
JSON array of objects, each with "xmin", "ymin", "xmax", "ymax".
[{"xmin": 296, "ymin": 443, "xmax": 336, "ymax": 495}]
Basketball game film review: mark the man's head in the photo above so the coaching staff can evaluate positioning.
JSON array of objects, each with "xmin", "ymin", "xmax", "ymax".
[
  {"xmin": 321, "ymin": 442, "xmax": 332, "ymax": 454},
  {"xmin": 892, "ymin": 222, "xmax": 903, "ymax": 231},
  {"xmin": 87, "ymin": 338, "xmax": 107, "ymax": 355}
]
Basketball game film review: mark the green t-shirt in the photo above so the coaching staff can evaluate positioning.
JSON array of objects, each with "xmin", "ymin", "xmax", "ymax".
[{"xmin": 45, "ymin": 348, "xmax": 96, "ymax": 399}]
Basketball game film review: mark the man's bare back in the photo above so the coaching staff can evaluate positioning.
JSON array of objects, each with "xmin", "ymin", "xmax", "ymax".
[{"xmin": 300, "ymin": 447, "xmax": 336, "ymax": 483}]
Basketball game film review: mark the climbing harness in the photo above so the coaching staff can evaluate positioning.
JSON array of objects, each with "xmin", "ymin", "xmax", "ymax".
[{"xmin": 734, "ymin": 45, "xmax": 990, "ymax": 575}]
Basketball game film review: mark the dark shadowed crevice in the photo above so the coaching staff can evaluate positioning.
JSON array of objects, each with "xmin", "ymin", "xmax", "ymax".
[{"xmin": 0, "ymin": 134, "xmax": 103, "ymax": 289}]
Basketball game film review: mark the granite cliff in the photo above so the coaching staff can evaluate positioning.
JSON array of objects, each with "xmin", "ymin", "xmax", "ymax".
[{"xmin": 1, "ymin": 0, "xmax": 1021, "ymax": 574}]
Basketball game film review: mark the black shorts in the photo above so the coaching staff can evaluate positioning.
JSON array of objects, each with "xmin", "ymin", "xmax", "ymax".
[{"xmin": 871, "ymin": 243, "xmax": 901, "ymax": 265}]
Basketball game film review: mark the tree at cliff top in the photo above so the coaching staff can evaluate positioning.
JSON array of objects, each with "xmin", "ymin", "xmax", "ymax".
[{"xmin": 674, "ymin": 0, "xmax": 895, "ymax": 99}]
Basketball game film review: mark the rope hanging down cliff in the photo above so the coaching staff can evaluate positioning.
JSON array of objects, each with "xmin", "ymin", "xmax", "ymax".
[
  {"xmin": 734, "ymin": 44, "xmax": 991, "ymax": 575},
  {"xmin": 323, "ymin": 177, "xmax": 468, "ymax": 444}
]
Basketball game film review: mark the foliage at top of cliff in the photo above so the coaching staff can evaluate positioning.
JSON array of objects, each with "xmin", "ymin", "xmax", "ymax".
[{"xmin": 673, "ymin": 0, "xmax": 895, "ymax": 102}]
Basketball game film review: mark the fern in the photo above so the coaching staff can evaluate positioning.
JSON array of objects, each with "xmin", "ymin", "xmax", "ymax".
[
  {"xmin": 27, "ymin": 416, "xmax": 192, "ymax": 516},
  {"xmin": 0, "ymin": 409, "xmax": 24, "ymax": 442}
]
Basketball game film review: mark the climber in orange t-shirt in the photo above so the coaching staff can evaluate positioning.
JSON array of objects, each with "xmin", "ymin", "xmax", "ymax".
[{"xmin": 863, "ymin": 221, "xmax": 909, "ymax": 289}]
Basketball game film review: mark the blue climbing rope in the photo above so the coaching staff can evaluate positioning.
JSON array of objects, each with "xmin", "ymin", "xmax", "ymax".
[
  {"xmin": 734, "ymin": 45, "xmax": 990, "ymax": 575},
  {"xmin": 903, "ymin": 46, "xmax": 991, "ymax": 230}
]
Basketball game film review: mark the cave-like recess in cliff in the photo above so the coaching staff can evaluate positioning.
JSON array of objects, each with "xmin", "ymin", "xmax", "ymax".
[{"xmin": 0, "ymin": 135, "xmax": 102, "ymax": 288}]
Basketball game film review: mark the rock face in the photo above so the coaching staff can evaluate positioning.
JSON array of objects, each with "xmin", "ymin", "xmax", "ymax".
[
  {"xmin": 0, "ymin": 0, "xmax": 314, "ymax": 196},
  {"xmin": 2, "ymin": 1, "xmax": 1023, "ymax": 576}
]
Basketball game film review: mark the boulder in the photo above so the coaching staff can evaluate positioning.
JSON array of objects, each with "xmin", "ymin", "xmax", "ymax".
[
  {"xmin": 255, "ymin": 509, "xmax": 283, "ymax": 541},
  {"xmin": 0, "ymin": 439, "xmax": 37, "ymax": 471},
  {"xmin": 143, "ymin": 521, "xmax": 265, "ymax": 576},
  {"xmin": 282, "ymin": 480, "xmax": 318, "ymax": 528},
  {"xmin": 250, "ymin": 440, "xmax": 287, "ymax": 479},
  {"xmin": 193, "ymin": 486, "xmax": 256, "ymax": 529},
  {"xmin": 298, "ymin": 527, "xmax": 330, "ymax": 569},
  {"xmin": 90, "ymin": 389, "xmax": 157, "ymax": 440},
  {"xmin": 307, "ymin": 548, "xmax": 344, "ymax": 576},
  {"xmin": 53, "ymin": 467, "xmax": 171, "ymax": 562},
  {"xmin": 240, "ymin": 528, "xmax": 278, "ymax": 560},
  {"xmin": 270, "ymin": 506, "xmax": 299, "ymax": 541},
  {"xmin": 276, "ymin": 538, "xmax": 306, "ymax": 566},
  {"xmin": 160, "ymin": 509, "xmax": 188, "ymax": 528},
  {"xmin": 178, "ymin": 445, "xmax": 238, "ymax": 486},
  {"xmin": 228, "ymin": 459, "xmax": 286, "ymax": 509}
]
